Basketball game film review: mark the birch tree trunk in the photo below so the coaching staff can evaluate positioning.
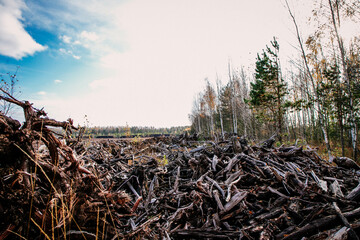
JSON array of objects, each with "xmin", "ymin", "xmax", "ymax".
[
  {"xmin": 216, "ymin": 77, "xmax": 225, "ymax": 140},
  {"xmin": 228, "ymin": 61, "xmax": 238, "ymax": 134}
]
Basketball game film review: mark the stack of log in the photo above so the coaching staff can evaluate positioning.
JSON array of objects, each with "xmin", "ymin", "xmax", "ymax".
[{"xmin": 1, "ymin": 93, "xmax": 360, "ymax": 239}]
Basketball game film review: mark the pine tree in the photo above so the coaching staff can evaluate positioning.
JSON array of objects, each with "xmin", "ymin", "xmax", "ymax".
[{"xmin": 248, "ymin": 38, "xmax": 288, "ymax": 142}]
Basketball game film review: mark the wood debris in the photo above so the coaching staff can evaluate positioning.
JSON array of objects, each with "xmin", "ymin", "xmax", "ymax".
[{"xmin": 1, "ymin": 94, "xmax": 360, "ymax": 239}]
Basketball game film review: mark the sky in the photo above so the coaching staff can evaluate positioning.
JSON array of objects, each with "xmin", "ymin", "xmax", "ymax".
[{"xmin": 0, "ymin": 0, "xmax": 333, "ymax": 127}]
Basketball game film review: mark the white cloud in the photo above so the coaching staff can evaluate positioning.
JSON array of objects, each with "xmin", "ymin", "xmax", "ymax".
[
  {"xmin": 0, "ymin": 0, "xmax": 47, "ymax": 59},
  {"xmin": 60, "ymin": 35, "xmax": 71, "ymax": 44},
  {"xmin": 73, "ymin": 55, "xmax": 81, "ymax": 60},
  {"xmin": 54, "ymin": 79, "xmax": 62, "ymax": 84},
  {"xmin": 37, "ymin": 91, "xmax": 46, "ymax": 95},
  {"xmin": 60, "ymin": 32, "xmax": 99, "ymax": 50},
  {"xmin": 59, "ymin": 48, "xmax": 67, "ymax": 54},
  {"xmin": 80, "ymin": 31, "xmax": 99, "ymax": 41},
  {"xmin": 59, "ymin": 48, "xmax": 81, "ymax": 60}
]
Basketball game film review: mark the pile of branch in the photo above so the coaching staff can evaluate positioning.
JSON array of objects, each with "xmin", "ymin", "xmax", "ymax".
[
  {"xmin": 89, "ymin": 135, "xmax": 360, "ymax": 240},
  {"xmin": 1, "ymin": 93, "xmax": 360, "ymax": 239}
]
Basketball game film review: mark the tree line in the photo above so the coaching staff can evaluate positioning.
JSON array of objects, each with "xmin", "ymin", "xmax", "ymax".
[
  {"xmin": 189, "ymin": 0, "xmax": 360, "ymax": 160},
  {"xmin": 84, "ymin": 125, "xmax": 189, "ymax": 138}
]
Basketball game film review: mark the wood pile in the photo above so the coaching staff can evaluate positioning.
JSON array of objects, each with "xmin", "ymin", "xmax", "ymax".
[{"xmin": 1, "ymin": 93, "xmax": 360, "ymax": 239}]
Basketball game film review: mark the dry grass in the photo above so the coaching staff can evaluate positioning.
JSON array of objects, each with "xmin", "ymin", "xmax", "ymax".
[{"xmin": 4, "ymin": 144, "xmax": 119, "ymax": 240}]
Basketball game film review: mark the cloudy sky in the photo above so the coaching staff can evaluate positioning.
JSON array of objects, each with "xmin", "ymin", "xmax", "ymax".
[{"xmin": 0, "ymin": 0, "xmax": 317, "ymax": 127}]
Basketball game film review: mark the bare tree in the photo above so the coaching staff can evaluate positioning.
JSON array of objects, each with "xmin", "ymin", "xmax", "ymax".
[
  {"xmin": 0, "ymin": 66, "xmax": 20, "ymax": 115},
  {"xmin": 203, "ymin": 79, "xmax": 216, "ymax": 138},
  {"xmin": 216, "ymin": 75, "xmax": 225, "ymax": 139},
  {"xmin": 228, "ymin": 60, "xmax": 238, "ymax": 134}
]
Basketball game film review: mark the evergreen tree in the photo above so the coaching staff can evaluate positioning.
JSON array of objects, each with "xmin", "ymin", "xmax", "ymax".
[
  {"xmin": 248, "ymin": 38, "xmax": 288, "ymax": 142},
  {"xmin": 218, "ymin": 82, "xmax": 235, "ymax": 133}
]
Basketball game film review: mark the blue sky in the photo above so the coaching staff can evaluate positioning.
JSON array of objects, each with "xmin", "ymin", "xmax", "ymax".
[{"xmin": 0, "ymin": 0, "xmax": 337, "ymax": 127}]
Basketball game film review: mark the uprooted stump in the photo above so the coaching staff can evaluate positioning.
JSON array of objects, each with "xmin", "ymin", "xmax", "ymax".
[
  {"xmin": 0, "ymin": 89, "xmax": 91, "ymax": 183},
  {"xmin": 0, "ymin": 91, "xmax": 131, "ymax": 239},
  {"xmin": 2, "ymin": 91, "xmax": 360, "ymax": 240}
]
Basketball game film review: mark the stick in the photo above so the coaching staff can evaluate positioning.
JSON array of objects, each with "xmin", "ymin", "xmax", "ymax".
[{"xmin": 333, "ymin": 202, "xmax": 359, "ymax": 240}]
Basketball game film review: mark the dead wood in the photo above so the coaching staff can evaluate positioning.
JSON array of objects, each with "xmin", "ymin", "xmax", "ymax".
[{"xmin": 2, "ymin": 92, "xmax": 360, "ymax": 239}]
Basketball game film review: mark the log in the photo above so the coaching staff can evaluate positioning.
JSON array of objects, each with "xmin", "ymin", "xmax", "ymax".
[
  {"xmin": 172, "ymin": 229, "xmax": 241, "ymax": 239},
  {"xmin": 282, "ymin": 206, "xmax": 360, "ymax": 240}
]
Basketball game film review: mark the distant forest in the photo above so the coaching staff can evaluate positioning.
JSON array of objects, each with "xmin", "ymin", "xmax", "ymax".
[
  {"xmin": 189, "ymin": 0, "xmax": 360, "ymax": 160},
  {"xmin": 84, "ymin": 125, "xmax": 189, "ymax": 138}
]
